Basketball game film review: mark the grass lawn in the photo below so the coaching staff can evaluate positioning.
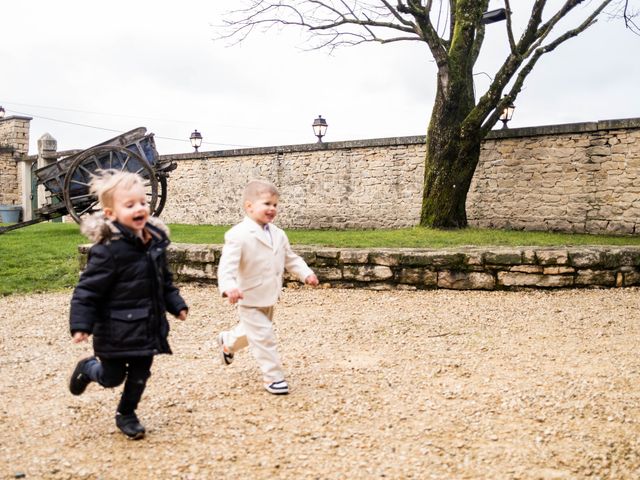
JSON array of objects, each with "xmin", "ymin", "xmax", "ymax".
[
  {"xmin": 172, "ymin": 224, "xmax": 640, "ymax": 248},
  {"xmin": 1, "ymin": 222, "xmax": 640, "ymax": 296},
  {"xmin": 0, "ymin": 223, "xmax": 86, "ymax": 296}
]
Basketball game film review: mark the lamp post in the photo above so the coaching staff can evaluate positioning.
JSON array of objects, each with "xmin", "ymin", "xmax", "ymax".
[
  {"xmin": 312, "ymin": 115, "xmax": 328, "ymax": 143},
  {"xmin": 499, "ymin": 100, "xmax": 516, "ymax": 129},
  {"xmin": 0, "ymin": 106, "xmax": 5, "ymax": 119},
  {"xmin": 190, "ymin": 129, "xmax": 203, "ymax": 152}
]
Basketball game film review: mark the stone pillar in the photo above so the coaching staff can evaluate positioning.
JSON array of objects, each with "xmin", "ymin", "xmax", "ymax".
[
  {"xmin": 17, "ymin": 159, "xmax": 33, "ymax": 221},
  {"xmin": 36, "ymin": 133, "xmax": 58, "ymax": 212},
  {"xmin": 0, "ymin": 115, "xmax": 32, "ymax": 217}
]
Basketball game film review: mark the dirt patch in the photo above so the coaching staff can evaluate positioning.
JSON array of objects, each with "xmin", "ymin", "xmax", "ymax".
[{"xmin": 1, "ymin": 286, "xmax": 640, "ymax": 479}]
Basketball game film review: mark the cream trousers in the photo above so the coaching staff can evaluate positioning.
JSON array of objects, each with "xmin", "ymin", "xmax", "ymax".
[{"xmin": 222, "ymin": 305, "xmax": 285, "ymax": 384}]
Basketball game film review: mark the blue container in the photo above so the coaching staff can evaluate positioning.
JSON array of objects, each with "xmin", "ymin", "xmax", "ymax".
[{"xmin": 0, "ymin": 205, "xmax": 22, "ymax": 223}]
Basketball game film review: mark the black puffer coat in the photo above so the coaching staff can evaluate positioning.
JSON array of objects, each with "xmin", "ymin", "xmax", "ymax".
[{"xmin": 69, "ymin": 214, "xmax": 187, "ymax": 358}]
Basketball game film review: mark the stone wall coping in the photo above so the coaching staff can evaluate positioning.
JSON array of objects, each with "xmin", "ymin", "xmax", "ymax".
[
  {"xmin": 16, "ymin": 115, "xmax": 640, "ymax": 163},
  {"xmin": 159, "ymin": 135, "xmax": 427, "ymax": 161},
  {"xmin": 79, "ymin": 243, "xmax": 640, "ymax": 290},
  {"xmin": 487, "ymin": 117, "xmax": 640, "ymax": 140},
  {"xmin": 0, "ymin": 115, "xmax": 33, "ymax": 122},
  {"xmin": 157, "ymin": 116, "xmax": 640, "ymax": 161}
]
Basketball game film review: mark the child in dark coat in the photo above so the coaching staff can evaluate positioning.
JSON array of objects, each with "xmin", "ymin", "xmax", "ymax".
[{"xmin": 68, "ymin": 169, "xmax": 188, "ymax": 439}]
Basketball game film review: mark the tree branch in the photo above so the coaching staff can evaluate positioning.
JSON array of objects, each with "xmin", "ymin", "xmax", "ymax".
[
  {"xmin": 218, "ymin": 0, "xmax": 628, "ymax": 133},
  {"xmin": 504, "ymin": 0, "xmax": 517, "ymax": 52},
  {"xmin": 479, "ymin": 0, "xmax": 614, "ymax": 135},
  {"xmin": 622, "ymin": 0, "xmax": 640, "ymax": 34},
  {"xmin": 517, "ymin": 0, "xmax": 547, "ymax": 54},
  {"xmin": 219, "ymin": 0, "xmax": 423, "ymax": 49},
  {"xmin": 524, "ymin": 0, "xmax": 599, "ymax": 57}
]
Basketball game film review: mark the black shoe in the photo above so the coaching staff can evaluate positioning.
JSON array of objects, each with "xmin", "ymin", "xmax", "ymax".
[
  {"xmin": 116, "ymin": 412, "xmax": 146, "ymax": 440},
  {"xmin": 69, "ymin": 357, "xmax": 96, "ymax": 396}
]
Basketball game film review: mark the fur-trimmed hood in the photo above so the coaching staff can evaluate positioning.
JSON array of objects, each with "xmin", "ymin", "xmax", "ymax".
[{"xmin": 80, "ymin": 211, "xmax": 170, "ymax": 244}]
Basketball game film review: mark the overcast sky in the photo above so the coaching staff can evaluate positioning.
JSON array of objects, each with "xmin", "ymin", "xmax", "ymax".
[{"xmin": 2, "ymin": 0, "xmax": 639, "ymax": 156}]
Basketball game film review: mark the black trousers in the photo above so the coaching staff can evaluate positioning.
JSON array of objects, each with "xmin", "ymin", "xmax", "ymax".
[{"xmin": 87, "ymin": 356, "xmax": 154, "ymax": 415}]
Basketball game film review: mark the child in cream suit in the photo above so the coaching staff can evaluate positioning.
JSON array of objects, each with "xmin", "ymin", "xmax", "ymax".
[{"xmin": 217, "ymin": 179, "xmax": 319, "ymax": 394}]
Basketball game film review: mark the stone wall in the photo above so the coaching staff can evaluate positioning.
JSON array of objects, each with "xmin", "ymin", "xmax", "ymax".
[
  {"xmin": 160, "ymin": 137, "xmax": 425, "ymax": 230},
  {"xmin": 159, "ymin": 118, "xmax": 640, "ymax": 234},
  {"xmin": 7, "ymin": 116, "xmax": 640, "ymax": 234},
  {"xmin": 468, "ymin": 119, "xmax": 640, "ymax": 234},
  {"xmin": 79, "ymin": 244, "xmax": 640, "ymax": 291},
  {"xmin": 0, "ymin": 116, "xmax": 31, "ymax": 206}
]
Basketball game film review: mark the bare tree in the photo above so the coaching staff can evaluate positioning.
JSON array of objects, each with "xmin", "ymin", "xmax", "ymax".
[{"xmin": 220, "ymin": 0, "xmax": 636, "ymax": 228}]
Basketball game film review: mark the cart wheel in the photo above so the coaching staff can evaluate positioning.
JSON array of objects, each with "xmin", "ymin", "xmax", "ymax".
[
  {"xmin": 63, "ymin": 145, "xmax": 158, "ymax": 224},
  {"xmin": 152, "ymin": 174, "xmax": 168, "ymax": 217}
]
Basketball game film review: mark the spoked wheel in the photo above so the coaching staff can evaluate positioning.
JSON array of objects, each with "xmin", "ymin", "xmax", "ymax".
[
  {"xmin": 63, "ymin": 146, "xmax": 159, "ymax": 224},
  {"xmin": 153, "ymin": 173, "xmax": 168, "ymax": 218}
]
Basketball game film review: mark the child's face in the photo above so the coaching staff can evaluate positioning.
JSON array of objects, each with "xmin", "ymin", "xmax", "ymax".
[
  {"xmin": 245, "ymin": 192, "xmax": 278, "ymax": 226},
  {"xmin": 104, "ymin": 184, "xmax": 150, "ymax": 235}
]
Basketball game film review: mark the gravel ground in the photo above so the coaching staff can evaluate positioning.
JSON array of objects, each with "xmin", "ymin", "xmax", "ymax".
[{"xmin": 1, "ymin": 285, "xmax": 640, "ymax": 480}]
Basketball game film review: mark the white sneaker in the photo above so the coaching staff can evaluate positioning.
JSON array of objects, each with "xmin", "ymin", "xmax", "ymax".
[
  {"xmin": 265, "ymin": 380, "xmax": 289, "ymax": 395},
  {"xmin": 217, "ymin": 333, "xmax": 234, "ymax": 365}
]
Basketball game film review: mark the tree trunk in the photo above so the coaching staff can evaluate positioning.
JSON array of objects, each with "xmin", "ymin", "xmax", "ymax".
[{"xmin": 420, "ymin": 71, "xmax": 481, "ymax": 229}]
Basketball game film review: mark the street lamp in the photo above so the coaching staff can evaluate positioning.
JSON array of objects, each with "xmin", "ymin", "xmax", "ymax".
[
  {"xmin": 190, "ymin": 129, "xmax": 203, "ymax": 152},
  {"xmin": 312, "ymin": 115, "xmax": 328, "ymax": 143},
  {"xmin": 0, "ymin": 106, "xmax": 5, "ymax": 118},
  {"xmin": 482, "ymin": 8, "xmax": 507, "ymax": 24},
  {"xmin": 499, "ymin": 100, "xmax": 516, "ymax": 129}
]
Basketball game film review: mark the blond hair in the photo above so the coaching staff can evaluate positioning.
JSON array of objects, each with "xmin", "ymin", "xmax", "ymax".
[
  {"xmin": 242, "ymin": 179, "xmax": 280, "ymax": 203},
  {"xmin": 90, "ymin": 169, "xmax": 146, "ymax": 209}
]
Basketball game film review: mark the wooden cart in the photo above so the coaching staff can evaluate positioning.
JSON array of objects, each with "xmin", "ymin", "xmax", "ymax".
[{"xmin": 0, "ymin": 127, "xmax": 176, "ymax": 234}]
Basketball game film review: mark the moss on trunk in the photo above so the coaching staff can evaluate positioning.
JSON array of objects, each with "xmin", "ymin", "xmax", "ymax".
[{"xmin": 420, "ymin": 55, "xmax": 481, "ymax": 229}]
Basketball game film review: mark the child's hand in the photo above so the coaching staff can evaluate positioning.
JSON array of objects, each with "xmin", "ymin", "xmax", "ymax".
[
  {"xmin": 72, "ymin": 332, "xmax": 90, "ymax": 343},
  {"xmin": 177, "ymin": 309, "xmax": 188, "ymax": 321},
  {"xmin": 224, "ymin": 288, "xmax": 244, "ymax": 304},
  {"xmin": 305, "ymin": 274, "xmax": 319, "ymax": 286}
]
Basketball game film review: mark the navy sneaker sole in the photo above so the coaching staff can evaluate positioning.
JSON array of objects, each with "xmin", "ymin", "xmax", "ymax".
[{"xmin": 265, "ymin": 380, "xmax": 289, "ymax": 395}]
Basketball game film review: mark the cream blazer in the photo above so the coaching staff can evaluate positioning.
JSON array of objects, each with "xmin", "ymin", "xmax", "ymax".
[{"xmin": 217, "ymin": 217, "xmax": 314, "ymax": 307}]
